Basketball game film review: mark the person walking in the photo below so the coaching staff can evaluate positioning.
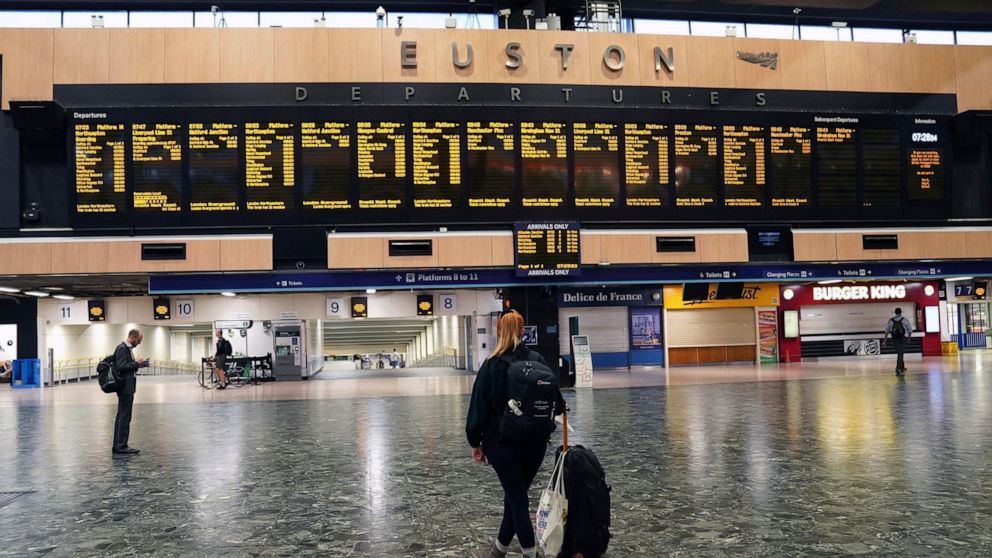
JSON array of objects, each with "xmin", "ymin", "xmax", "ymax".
[
  {"xmin": 466, "ymin": 310, "xmax": 567, "ymax": 558},
  {"xmin": 113, "ymin": 329, "xmax": 149, "ymax": 455},
  {"xmin": 885, "ymin": 307, "xmax": 914, "ymax": 376},
  {"xmin": 213, "ymin": 329, "xmax": 232, "ymax": 389}
]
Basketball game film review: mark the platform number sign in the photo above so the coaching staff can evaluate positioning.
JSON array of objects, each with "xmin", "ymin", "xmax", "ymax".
[
  {"xmin": 57, "ymin": 303, "xmax": 75, "ymax": 321},
  {"xmin": 175, "ymin": 299, "xmax": 194, "ymax": 319},
  {"xmin": 326, "ymin": 298, "xmax": 346, "ymax": 318},
  {"xmin": 438, "ymin": 294, "xmax": 458, "ymax": 315}
]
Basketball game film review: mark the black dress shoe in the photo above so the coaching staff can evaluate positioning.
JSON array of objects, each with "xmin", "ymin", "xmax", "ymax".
[{"xmin": 113, "ymin": 447, "xmax": 139, "ymax": 455}]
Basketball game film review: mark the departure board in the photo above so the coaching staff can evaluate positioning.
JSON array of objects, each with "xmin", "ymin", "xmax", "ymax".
[
  {"xmin": 357, "ymin": 121, "xmax": 406, "ymax": 209},
  {"xmin": 722, "ymin": 125, "xmax": 765, "ymax": 207},
  {"xmin": 861, "ymin": 129, "xmax": 901, "ymax": 207},
  {"xmin": 189, "ymin": 122, "xmax": 239, "ymax": 212},
  {"xmin": 465, "ymin": 121, "xmax": 515, "ymax": 208},
  {"xmin": 770, "ymin": 126, "xmax": 812, "ymax": 207},
  {"xmin": 573, "ymin": 122, "xmax": 619, "ymax": 208},
  {"xmin": 301, "ymin": 121, "xmax": 351, "ymax": 210},
  {"xmin": 132, "ymin": 123, "xmax": 182, "ymax": 212},
  {"xmin": 412, "ymin": 121, "xmax": 461, "ymax": 208},
  {"xmin": 74, "ymin": 122, "xmax": 127, "ymax": 214},
  {"xmin": 674, "ymin": 124, "xmax": 719, "ymax": 207},
  {"xmin": 624, "ymin": 123, "xmax": 669, "ymax": 207},
  {"xmin": 245, "ymin": 122, "xmax": 295, "ymax": 211},
  {"xmin": 816, "ymin": 126, "xmax": 857, "ymax": 207},
  {"xmin": 513, "ymin": 222, "xmax": 581, "ymax": 277},
  {"xmin": 521, "ymin": 122, "xmax": 568, "ymax": 208},
  {"xmin": 908, "ymin": 148, "xmax": 944, "ymax": 203}
]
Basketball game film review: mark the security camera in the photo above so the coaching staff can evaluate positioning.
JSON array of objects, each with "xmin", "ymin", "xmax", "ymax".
[
  {"xmin": 375, "ymin": 6, "xmax": 386, "ymax": 18},
  {"xmin": 523, "ymin": 9, "xmax": 534, "ymax": 16},
  {"xmin": 498, "ymin": 8, "xmax": 511, "ymax": 16},
  {"xmin": 211, "ymin": 5, "xmax": 220, "ymax": 14},
  {"xmin": 397, "ymin": 15, "xmax": 403, "ymax": 27}
]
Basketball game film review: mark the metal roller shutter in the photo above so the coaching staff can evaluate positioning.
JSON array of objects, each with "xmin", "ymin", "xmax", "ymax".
[
  {"xmin": 667, "ymin": 308, "xmax": 755, "ymax": 347},
  {"xmin": 559, "ymin": 307, "xmax": 630, "ymax": 355},
  {"xmin": 799, "ymin": 303, "xmax": 916, "ymax": 336}
]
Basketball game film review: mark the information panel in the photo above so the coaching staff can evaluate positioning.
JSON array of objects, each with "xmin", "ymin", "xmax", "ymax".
[
  {"xmin": 412, "ymin": 121, "xmax": 461, "ymax": 208},
  {"xmin": 131, "ymin": 123, "xmax": 182, "ymax": 212},
  {"xmin": 573, "ymin": 122, "xmax": 619, "ymax": 208},
  {"xmin": 520, "ymin": 121, "xmax": 568, "ymax": 208},
  {"xmin": 357, "ymin": 121, "xmax": 406, "ymax": 209},
  {"xmin": 465, "ymin": 121, "xmax": 515, "ymax": 208},
  {"xmin": 770, "ymin": 126, "xmax": 812, "ymax": 207},
  {"xmin": 301, "ymin": 121, "xmax": 351, "ymax": 210},
  {"xmin": 722, "ymin": 125, "xmax": 765, "ymax": 207},
  {"xmin": 188, "ymin": 122, "xmax": 239, "ymax": 212},
  {"xmin": 862, "ymin": 128, "xmax": 901, "ymax": 208},
  {"xmin": 908, "ymin": 147, "xmax": 944, "ymax": 203},
  {"xmin": 245, "ymin": 122, "xmax": 295, "ymax": 211},
  {"xmin": 674, "ymin": 124, "xmax": 719, "ymax": 207},
  {"xmin": 514, "ymin": 222, "xmax": 581, "ymax": 277},
  {"xmin": 624, "ymin": 123, "xmax": 670, "ymax": 207},
  {"xmin": 74, "ymin": 122, "xmax": 127, "ymax": 214},
  {"xmin": 816, "ymin": 125, "xmax": 857, "ymax": 207}
]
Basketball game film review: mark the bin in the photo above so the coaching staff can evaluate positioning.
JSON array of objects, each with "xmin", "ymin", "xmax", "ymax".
[{"xmin": 11, "ymin": 359, "xmax": 41, "ymax": 389}]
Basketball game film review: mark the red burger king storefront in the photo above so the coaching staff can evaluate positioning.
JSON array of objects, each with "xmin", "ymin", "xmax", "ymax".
[{"xmin": 778, "ymin": 282, "xmax": 941, "ymax": 363}]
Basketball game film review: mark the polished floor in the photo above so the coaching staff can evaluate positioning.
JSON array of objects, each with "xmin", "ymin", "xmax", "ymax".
[{"xmin": 2, "ymin": 355, "xmax": 992, "ymax": 556}]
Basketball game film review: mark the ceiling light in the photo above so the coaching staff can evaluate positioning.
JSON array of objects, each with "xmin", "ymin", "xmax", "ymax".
[
  {"xmin": 42, "ymin": 286, "xmax": 64, "ymax": 291},
  {"xmin": 0, "ymin": 287, "xmax": 20, "ymax": 294},
  {"xmin": 220, "ymin": 292, "xmax": 236, "ymax": 297},
  {"xmin": 52, "ymin": 294, "xmax": 75, "ymax": 300},
  {"xmin": 946, "ymin": 277, "xmax": 974, "ymax": 282},
  {"xmin": 24, "ymin": 290, "xmax": 51, "ymax": 298},
  {"xmin": 817, "ymin": 280, "xmax": 842, "ymax": 285},
  {"xmin": 366, "ymin": 289, "xmax": 377, "ymax": 294}
]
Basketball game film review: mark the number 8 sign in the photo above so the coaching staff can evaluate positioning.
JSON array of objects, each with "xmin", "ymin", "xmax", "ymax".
[{"xmin": 438, "ymin": 294, "xmax": 458, "ymax": 315}]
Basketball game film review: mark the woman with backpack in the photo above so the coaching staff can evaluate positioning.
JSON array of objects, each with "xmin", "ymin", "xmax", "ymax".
[{"xmin": 467, "ymin": 310, "xmax": 567, "ymax": 558}]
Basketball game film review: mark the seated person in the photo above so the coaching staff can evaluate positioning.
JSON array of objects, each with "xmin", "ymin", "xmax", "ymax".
[{"xmin": 0, "ymin": 360, "xmax": 12, "ymax": 383}]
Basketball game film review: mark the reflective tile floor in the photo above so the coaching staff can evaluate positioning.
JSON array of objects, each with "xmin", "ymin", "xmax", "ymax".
[{"xmin": 2, "ymin": 355, "xmax": 992, "ymax": 556}]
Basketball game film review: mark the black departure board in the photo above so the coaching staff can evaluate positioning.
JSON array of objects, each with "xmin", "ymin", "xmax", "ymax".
[
  {"xmin": 513, "ymin": 222, "xmax": 581, "ymax": 277},
  {"xmin": 674, "ymin": 124, "xmax": 718, "ymax": 207},
  {"xmin": 74, "ymin": 122, "xmax": 127, "ymax": 214},
  {"xmin": 770, "ymin": 126, "xmax": 812, "ymax": 207},
  {"xmin": 573, "ymin": 122, "xmax": 619, "ymax": 208},
  {"xmin": 723, "ymin": 125, "xmax": 765, "ymax": 207},
  {"xmin": 521, "ymin": 121, "xmax": 568, "ymax": 208},
  {"xmin": 624, "ymin": 123, "xmax": 669, "ymax": 207},
  {"xmin": 466, "ymin": 121, "xmax": 515, "ymax": 208},
  {"xmin": 245, "ymin": 122, "xmax": 295, "ymax": 211},
  {"xmin": 816, "ymin": 125, "xmax": 857, "ymax": 207},
  {"xmin": 357, "ymin": 121, "xmax": 406, "ymax": 209},
  {"xmin": 189, "ymin": 122, "xmax": 239, "ymax": 212},
  {"xmin": 908, "ymin": 147, "xmax": 944, "ymax": 203},
  {"xmin": 861, "ymin": 129, "xmax": 901, "ymax": 208},
  {"xmin": 132, "ymin": 123, "xmax": 182, "ymax": 212},
  {"xmin": 412, "ymin": 121, "xmax": 461, "ymax": 208},
  {"xmin": 301, "ymin": 121, "xmax": 351, "ymax": 210}
]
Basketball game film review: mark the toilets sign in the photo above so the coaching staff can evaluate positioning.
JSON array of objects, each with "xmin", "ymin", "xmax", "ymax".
[{"xmin": 812, "ymin": 285, "xmax": 907, "ymax": 302}]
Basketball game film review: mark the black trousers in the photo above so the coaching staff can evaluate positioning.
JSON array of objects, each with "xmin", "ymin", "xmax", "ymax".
[
  {"xmin": 894, "ymin": 338, "xmax": 908, "ymax": 372},
  {"xmin": 113, "ymin": 393, "xmax": 134, "ymax": 450},
  {"xmin": 486, "ymin": 440, "xmax": 548, "ymax": 550}
]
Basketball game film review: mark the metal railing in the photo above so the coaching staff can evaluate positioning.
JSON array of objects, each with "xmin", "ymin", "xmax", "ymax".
[
  {"xmin": 410, "ymin": 347, "xmax": 459, "ymax": 369},
  {"xmin": 51, "ymin": 357, "xmax": 199, "ymax": 385}
]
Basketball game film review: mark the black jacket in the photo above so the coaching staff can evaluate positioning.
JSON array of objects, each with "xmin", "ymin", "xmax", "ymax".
[
  {"xmin": 215, "ymin": 337, "xmax": 232, "ymax": 358},
  {"xmin": 466, "ymin": 344, "xmax": 567, "ymax": 449},
  {"xmin": 114, "ymin": 342, "xmax": 140, "ymax": 396}
]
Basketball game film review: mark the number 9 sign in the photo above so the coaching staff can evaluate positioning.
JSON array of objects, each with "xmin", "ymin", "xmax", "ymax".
[{"xmin": 326, "ymin": 298, "xmax": 346, "ymax": 318}]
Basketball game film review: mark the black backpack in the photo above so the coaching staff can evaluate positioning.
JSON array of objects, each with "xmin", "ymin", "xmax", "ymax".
[
  {"xmin": 220, "ymin": 338, "xmax": 233, "ymax": 355},
  {"xmin": 555, "ymin": 445, "xmax": 612, "ymax": 558},
  {"xmin": 498, "ymin": 351, "xmax": 559, "ymax": 443},
  {"xmin": 97, "ymin": 354, "xmax": 119, "ymax": 393},
  {"xmin": 891, "ymin": 317, "xmax": 907, "ymax": 339}
]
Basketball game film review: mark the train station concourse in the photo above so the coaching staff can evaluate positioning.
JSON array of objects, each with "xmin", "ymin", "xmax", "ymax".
[{"xmin": 3, "ymin": 0, "xmax": 992, "ymax": 555}]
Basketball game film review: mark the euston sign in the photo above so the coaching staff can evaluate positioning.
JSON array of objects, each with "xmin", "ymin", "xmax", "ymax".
[{"xmin": 812, "ymin": 285, "xmax": 907, "ymax": 301}]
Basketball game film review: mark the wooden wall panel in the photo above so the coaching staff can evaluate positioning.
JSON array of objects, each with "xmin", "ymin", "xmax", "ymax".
[
  {"xmin": 636, "ymin": 35, "xmax": 687, "ymax": 87},
  {"xmin": 698, "ymin": 233, "xmax": 749, "ymax": 263},
  {"xmin": 382, "ymin": 28, "xmax": 437, "ymax": 82},
  {"xmin": 727, "ymin": 345, "xmax": 757, "ymax": 362},
  {"xmin": 0, "ymin": 243, "xmax": 52, "ymax": 275},
  {"xmin": 164, "ymin": 29, "xmax": 219, "ymax": 83},
  {"xmin": 218, "ymin": 29, "xmax": 274, "ymax": 83},
  {"xmin": 586, "ymin": 32, "xmax": 640, "ymax": 86},
  {"xmin": 923, "ymin": 231, "xmax": 970, "ymax": 259},
  {"xmin": 599, "ymin": 234, "xmax": 654, "ymax": 264},
  {"xmin": 109, "ymin": 29, "xmax": 165, "ymax": 84},
  {"xmin": 0, "ymin": 29, "xmax": 54, "ymax": 109},
  {"xmin": 437, "ymin": 236, "xmax": 493, "ymax": 267},
  {"xmin": 967, "ymin": 231, "xmax": 992, "ymax": 259},
  {"xmin": 328, "ymin": 28, "xmax": 383, "ymax": 82},
  {"xmin": 667, "ymin": 347, "xmax": 697, "ymax": 366},
  {"xmin": 836, "ymin": 232, "xmax": 926, "ymax": 261},
  {"xmin": 50, "ymin": 242, "xmax": 109, "ymax": 274},
  {"xmin": 686, "ymin": 37, "xmax": 735, "ymax": 88},
  {"xmin": 954, "ymin": 46, "xmax": 992, "ymax": 112},
  {"xmin": 835, "ymin": 233, "xmax": 865, "ymax": 261},
  {"xmin": 779, "ymin": 40, "xmax": 827, "ymax": 91},
  {"xmin": 732, "ymin": 38, "xmax": 782, "ymax": 90},
  {"xmin": 697, "ymin": 346, "xmax": 729, "ymax": 364},
  {"xmin": 486, "ymin": 29, "xmax": 540, "ymax": 83},
  {"xmin": 435, "ymin": 29, "xmax": 489, "ymax": 83},
  {"xmin": 910, "ymin": 45, "xmax": 956, "ymax": 94},
  {"xmin": 328, "ymin": 236, "xmax": 384, "ymax": 269},
  {"xmin": 491, "ymin": 235, "xmax": 514, "ymax": 266},
  {"xmin": 220, "ymin": 238, "xmax": 272, "ymax": 271},
  {"xmin": 823, "ymin": 42, "xmax": 870, "ymax": 91},
  {"xmin": 538, "ymin": 31, "xmax": 590, "ymax": 85},
  {"xmin": 793, "ymin": 233, "xmax": 838, "ymax": 262},
  {"xmin": 53, "ymin": 29, "xmax": 109, "ymax": 85},
  {"xmin": 867, "ymin": 43, "xmax": 915, "ymax": 92},
  {"xmin": 274, "ymin": 28, "xmax": 330, "ymax": 83},
  {"xmin": 580, "ymin": 234, "xmax": 603, "ymax": 265}
]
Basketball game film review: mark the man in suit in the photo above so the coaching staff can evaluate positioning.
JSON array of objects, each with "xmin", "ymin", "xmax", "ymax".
[{"xmin": 113, "ymin": 329, "xmax": 149, "ymax": 455}]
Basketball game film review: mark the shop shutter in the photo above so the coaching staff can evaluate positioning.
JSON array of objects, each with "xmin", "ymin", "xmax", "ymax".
[
  {"xmin": 666, "ymin": 308, "xmax": 755, "ymax": 347},
  {"xmin": 558, "ymin": 307, "xmax": 630, "ymax": 354},
  {"xmin": 799, "ymin": 303, "xmax": 917, "ymax": 336}
]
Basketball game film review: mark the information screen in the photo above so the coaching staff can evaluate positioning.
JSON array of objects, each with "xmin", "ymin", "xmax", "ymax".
[
  {"xmin": 301, "ymin": 121, "xmax": 351, "ymax": 210},
  {"xmin": 861, "ymin": 128, "xmax": 901, "ymax": 208},
  {"xmin": 465, "ymin": 121, "xmax": 515, "ymax": 208},
  {"xmin": 245, "ymin": 121, "xmax": 295, "ymax": 211},
  {"xmin": 674, "ymin": 124, "xmax": 719, "ymax": 207},
  {"xmin": 513, "ymin": 222, "xmax": 581, "ymax": 277},
  {"xmin": 908, "ymin": 147, "xmax": 944, "ymax": 203},
  {"xmin": 189, "ymin": 122, "xmax": 239, "ymax": 212},
  {"xmin": 132, "ymin": 123, "xmax": 182, "ymax": 212},
  {"xmin": 520, "ymin": 121, "xmax": 568, "ymax": 208},
  {"xmin": 74, "ymin": 122, "xmax": 127, "ymax": 214},
  {"xmin": 573, "ymin": 122, "xmax": 619, "ymax": 208},
  {"xmin": 722, "ymin": 125, "xmax": 766, "ymax": 207},
  {"xmin": 816, "ymin": 126, "xmax": 857, "ymax": 207},
  {"xmin": 412, "ymin": 121, "xmax": 461, "ymax": 208},
  {"xmin": 624, "ymin": 123, "xmax": 670, "ymax": 207},
  {"xmin": 770, "ymin": 126, "xmax": 812, "ymax": 207},
  {"xmin": 357, "ymin": 121, "xmax": 406, "ymax": 209}
]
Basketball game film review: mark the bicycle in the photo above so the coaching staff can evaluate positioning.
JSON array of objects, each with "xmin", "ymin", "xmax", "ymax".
[{"xmin": 199, "ymin": 358, "xmax": 250, "ymax": 389}]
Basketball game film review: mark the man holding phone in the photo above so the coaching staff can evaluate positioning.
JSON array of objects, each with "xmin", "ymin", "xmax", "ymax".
[{"xmin": 113, "ymin": 329, "xmax": 150, "ymax": 455}]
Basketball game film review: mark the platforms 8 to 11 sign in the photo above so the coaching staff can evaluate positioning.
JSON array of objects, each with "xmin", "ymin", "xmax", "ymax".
[{"xmin": 513, "ymin": 222, "xmax": 581, "ymax": 278}]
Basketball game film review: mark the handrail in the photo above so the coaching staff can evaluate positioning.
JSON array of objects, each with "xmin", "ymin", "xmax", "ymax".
[
  {"xmin": 410, "ymin": 347, "xmax": 459, "ymax": 369},
  {"xmin": 51, "ymin": 356, "xmax": 200, "ymax": 385}
]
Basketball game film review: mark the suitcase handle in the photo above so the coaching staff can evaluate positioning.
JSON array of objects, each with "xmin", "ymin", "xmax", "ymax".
[{"xmin": 562, "ymin": 412, "xmax": 568, "ymax": 451}]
